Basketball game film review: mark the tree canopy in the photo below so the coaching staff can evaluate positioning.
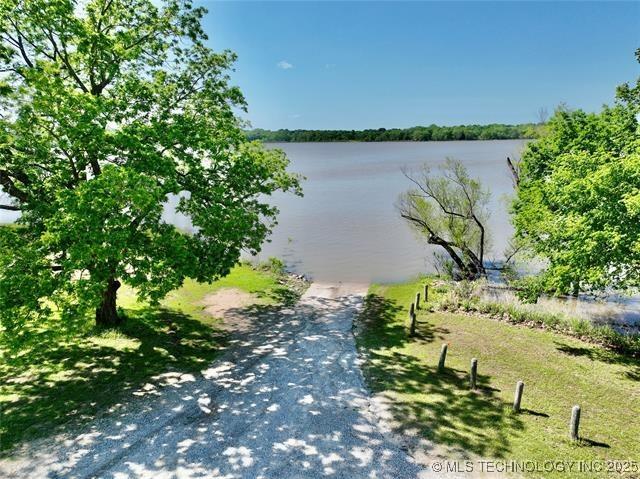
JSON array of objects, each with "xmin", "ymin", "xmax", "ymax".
[
  {"xmin": 0, "ymin": 0, "xmax": 301, "ymax": 333},
  {"xmin": 512, "ymin": 49, "xmax": 640, "ymax": 299}
]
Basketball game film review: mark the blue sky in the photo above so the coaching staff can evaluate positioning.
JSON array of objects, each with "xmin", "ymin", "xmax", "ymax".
[{"xmin": 200, "ymin": 1, "xmax": 640, "ymax": 130}]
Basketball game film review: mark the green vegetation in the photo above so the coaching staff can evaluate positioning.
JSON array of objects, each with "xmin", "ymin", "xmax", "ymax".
[
  {"xmin": 246, "ymin": 123, "xmax": 540, "ymax": 143},
  {"xmin": 398, "ymin": 159, "xmax": 490, "ymax": 280},
  {"xmin": 0, "ymin": 0, "xmax": 301, "ymax": 331},
  {"xmin": 0, "ymin": 263, "xmax": 301, "ymax": 452},
  {"xmin": 436, "ymin": 282, "xmax": 640, "ymax": 358},
  {"xmin": 512, "ymin": 49, "xmax": 640, "ymax": 299},
  {"xmin": 356, "ymin": 278, "xmax": 640, "ymax": 478}
]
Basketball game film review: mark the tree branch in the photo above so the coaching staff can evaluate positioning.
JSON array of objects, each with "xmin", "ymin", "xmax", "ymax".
[
  {"xmin": 402, "ymin": 169, "xmax": 466, "ymax": 219},
  {"xmin": 0, "ymin": 204, "xmax": 20, "ymax": 211},
  {"xmin": 507, "ymin": 156, "xmax": 520, "ymax": 187},
  {"xmin": 443, "ymin": 166, "xmax": 487, "ymax": 265},
  {"xmin": 0, "ymin": 170, "xmax": 29, "ymax": 202},
  {"xmin": 58, "ymin": 38, "xmax": 89, "ymax": 93},
  {"xmin": 6, "ymin": 20, "xmax": 34, "ymax": 68}
]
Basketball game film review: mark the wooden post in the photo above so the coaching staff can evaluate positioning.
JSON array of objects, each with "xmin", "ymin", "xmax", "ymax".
[
  {"xmin": 415, "ymin": 292, "xmax": 421, "ymax": 310},
  {"xmin": 470, "ymin": 358, "xmax": 478, "ymax": 390},
  {"xmin": 407, "ymin": 303, "xmax": 415, "ymax": 335},
  {"xmin": 424, "ymin": 284, "xmax": 429, "ymax": 302},
  {"xmin": 570, "ymin": 405, "xmax": 581, "ymax": 441},
  {"xmin": 409, "ymin": 312, "xmax": 417, "ymax": 336},
  {"xmin": 513, "ymin": 381, "xmax": 524, "ymax": 412},
  {"xmin": 438, "ymin": 344, "xmax": 448, "ymax": 372}
]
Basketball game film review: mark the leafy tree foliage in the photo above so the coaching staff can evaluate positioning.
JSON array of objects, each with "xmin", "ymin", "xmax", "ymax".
[
  {"xmin": 0, "ymin": 0, "xmax": 301, "ymax": 331},
  {"xmin": 512, "ymin": 50, "xmax": 640, "ymax": 299},
  {"xmin": 616, "ymin": 48, "xmax": 640, "ymax": 114},
  {"xmin": 398, "ymin": 159, "xmax": 491, "ymax": 280},
  {"xmin": 246, "ymin": 123, "xmax": 538, "ymax": 143}
]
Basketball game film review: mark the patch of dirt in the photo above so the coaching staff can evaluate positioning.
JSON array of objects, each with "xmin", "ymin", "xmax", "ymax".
[{"xmin": 200, "ymin": 288, "xmax": 258, "ymax": 331}]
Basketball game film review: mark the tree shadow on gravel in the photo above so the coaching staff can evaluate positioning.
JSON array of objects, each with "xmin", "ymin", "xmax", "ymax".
[
  {"xmin": 365, "ymin": 350, "xmax": 523, "ymax": 459},
  {"xmin": 4, "ymin": 291, "xmax": 426, "ymax": 479},
  {"xmin": 0, "ymin": 308, "xmax": 226, "ymax": 453}
]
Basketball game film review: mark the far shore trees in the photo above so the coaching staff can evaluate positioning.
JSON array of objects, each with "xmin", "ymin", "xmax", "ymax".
[
  {"xmin": 398, "ymin": 159, "xmax": 490, "ymax": 280},
  {"xmin": 0, "ymin": 0, "xmax": 301, "ymax": 331},
  {"xmin": 246, "ymin": 123, "xmax": 538, "ymax": 143}
]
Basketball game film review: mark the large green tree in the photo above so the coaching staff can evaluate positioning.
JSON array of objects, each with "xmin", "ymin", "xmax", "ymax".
[
  {"xmin": 512, "ymin": 50, "xmax": 640, "ymax": 298},
  {"xmin": 0, "ymin": 0, "xmax": 301, "ymax": 331}
]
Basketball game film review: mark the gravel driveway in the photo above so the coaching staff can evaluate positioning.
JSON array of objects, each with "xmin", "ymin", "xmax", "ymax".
[{"xmin": 1, "ymin": 283, "xmax": 430, "ymax": 479}]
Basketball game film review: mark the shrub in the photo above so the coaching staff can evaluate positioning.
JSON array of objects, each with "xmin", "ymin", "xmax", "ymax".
[
  {"xmin": 257, "ymin": 257, "xmax": 286, "ymax": 275},
  {"xmin": 434, "ymin": 282, "xmax": 640, "ymax": 357}
]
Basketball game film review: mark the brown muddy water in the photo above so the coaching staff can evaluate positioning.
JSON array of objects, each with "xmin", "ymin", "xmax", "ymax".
[
  {"xmin": 253, "ymin": 140, "xmax": 524, "ymax": 283},
  {"xmin": 2, "ymin": 140, "xmax": 637, "ymax": 331}
]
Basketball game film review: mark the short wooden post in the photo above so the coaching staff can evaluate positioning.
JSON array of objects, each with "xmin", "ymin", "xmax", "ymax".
[
  {"xmin": 513, "ymin": 381, "xmax": 524, "ymax": 412},
  {"xmin": 470, "ymin": 358, "xmax": 478, "ymax": 390},
  {"xmin": 438, "ymin": 344, "xmax": 448, "ymax": 372},
  {"xmin": 570, "ymin": 405, "xmax": 581, "ymax": 441},
  {"xmin": 424, "ymin": 284, "xmax": 429, "ymax": 302},
  {"xmin": 415, "ymin": 292, "xmax": 421, "ymax": 310},
  {"xmin": 407, "ymin": 303, "xmax": 415, "ymax": 335},
  {"xmin": 409, "ymin": 312, "xmax": 417, "ymax": 336}
]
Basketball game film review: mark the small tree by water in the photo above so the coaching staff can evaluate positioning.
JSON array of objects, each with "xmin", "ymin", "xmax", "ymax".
[{"xmin": 398, "ymin": 159, "xmax": 490, "ymax": 280}]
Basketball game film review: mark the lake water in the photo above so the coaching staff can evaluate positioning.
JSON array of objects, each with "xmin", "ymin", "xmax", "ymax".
[
  {"xmin": 2, "ymin": 139, "xmax": 639, "ymax": 330},
  {"xmin": 0, "ymin": 140, "xmax": 525, "ymax": 281},
  {"xmin": 244, "ymin": 140, "xmax": 639, "ymax": 332},
  {"xmin": 252, "ymin": 140, "xmax": 525, "ymax": 283}
]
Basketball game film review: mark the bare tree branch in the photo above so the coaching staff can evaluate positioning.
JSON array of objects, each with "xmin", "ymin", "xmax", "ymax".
[
  {"xmin": 507, "ymin": 156, "xmax": 520, "ymax": 187},
  {"xmin": 0, "ymin": 204, "xmax": 20, "ymax": 211}
]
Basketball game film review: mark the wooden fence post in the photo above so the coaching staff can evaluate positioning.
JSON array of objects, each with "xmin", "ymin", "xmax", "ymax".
[
  {"xmin": 438, "ymin": 344, "xmax": 448, "ymax": 372},
  {"xmin": 407, "ymin": 303, "xmax": 415, "ymax": 335},
  {"xmin": 424, "ymin": 284, "xmax": 429, "ymax": 302},
  {"xmin": 570, "ymin": 405, "xmax": 581, "ymax": 441},
  {"xmin": 415, "ymin": 292, "xmax": 421, "ymax": 310},
  {"xmin": 513, "ymin": 381, "xmax": 524, "ymax": 412},
  {"xmin": 409, "ymin": 312, "xmax": 417, "ymax": 336},
  {"xmin": 470, "ymin": 358, "xmax": 478, "ymax": 390}
]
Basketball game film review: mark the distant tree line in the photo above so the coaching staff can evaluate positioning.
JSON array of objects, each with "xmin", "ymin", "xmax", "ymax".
[{"xmin": 246, "ymin": 123, "xmax": 541, "ymax": 142}]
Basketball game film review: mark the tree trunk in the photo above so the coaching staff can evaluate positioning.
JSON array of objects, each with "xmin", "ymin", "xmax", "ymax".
[
  {"xmin": 462, "ymin": 248, "xmax": 486, "ymax": 280},
  {"xmin": 429, "ymin": 235, "xmax": 467, "ymax": 274},
  {"xmin": 95, "ymin": 278, "xmax": 122, "ymax": 327},
  {"xmin": 572, "ymin": 281, "xmax": 580, "ymax": 297}
]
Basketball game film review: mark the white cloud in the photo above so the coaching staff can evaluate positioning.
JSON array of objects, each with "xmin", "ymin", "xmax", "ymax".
[{"xmin": 277, "ymin": 60, "xmax": 294, "ymax": 70}]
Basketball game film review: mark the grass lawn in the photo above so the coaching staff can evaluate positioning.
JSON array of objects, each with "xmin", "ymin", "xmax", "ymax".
[
  {"xmin": 356, "ymin": 278, "xmax": 640, "ymax": 478},
  {"xmin": 0, "ymin": 263, "xmax": 300, "ymax": 453}
]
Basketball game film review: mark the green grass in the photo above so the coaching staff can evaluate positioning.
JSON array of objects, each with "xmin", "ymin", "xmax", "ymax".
[
  {"xmin": 120, "ymin": 263, "xmax": 301, "ymax": 320},
  {"xmin": 435, "ymin": 282, "xmax": 640, "ymax": 357},
  {"xmin": 0, "ymin": 263, "xmax": 299, "ymax": 453},
  {"xmin": 356, "ymin": 278, "xmax": 640, "ymax": 478}
]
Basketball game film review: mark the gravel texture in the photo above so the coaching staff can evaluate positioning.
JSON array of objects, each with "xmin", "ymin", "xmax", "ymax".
[{"xmin": 1, "ymin": 283, "xmax": 435, "ymax": 479}]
